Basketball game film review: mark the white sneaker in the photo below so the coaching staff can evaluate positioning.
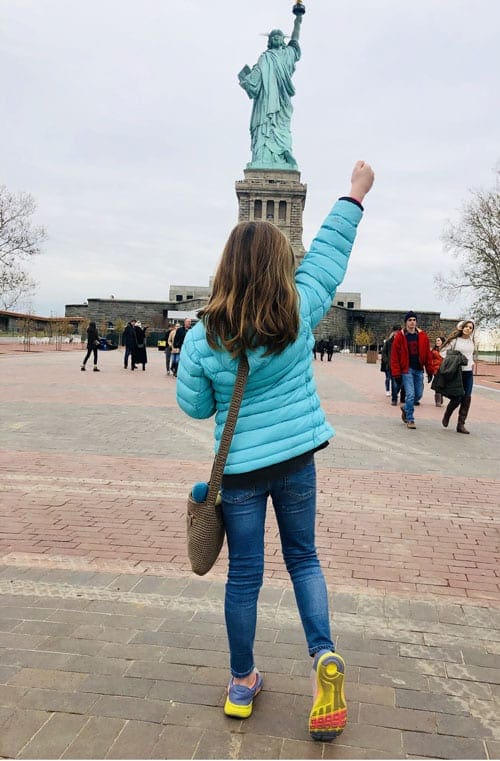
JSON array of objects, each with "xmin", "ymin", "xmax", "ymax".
[{"xmin": 385, "ymin": 391, "xmax": 390, "ymax": 396}]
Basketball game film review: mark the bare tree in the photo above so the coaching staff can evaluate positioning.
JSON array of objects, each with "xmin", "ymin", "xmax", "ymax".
[
  {"xmin": 436, "ymin": 176, "xmax": 500, "ymax": 326},
  {"xmin": 0, "ymin": 185, "xmax": 47, "ymax": 310}
]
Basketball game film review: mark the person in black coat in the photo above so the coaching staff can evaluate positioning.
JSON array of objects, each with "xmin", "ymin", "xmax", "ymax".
[
  {"xmin": 132, "ymin": 321, "xmax": 148, "ymax": 371},
  {"xmin": 122, "ymin": 319, "xmax": 136, "ymax": 370},
  {"xmin": 325, "ymin": 338, "xmax": 334, "ymax": 361},
  {"xmin": 81, "ymin": 321, "xmax": 100, "ymax": 372}
]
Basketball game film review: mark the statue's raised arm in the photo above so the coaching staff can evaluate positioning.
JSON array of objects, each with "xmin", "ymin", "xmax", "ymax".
[{"xmin": 238, "ymin": 3, "xmax": 305, "ymax": 171}]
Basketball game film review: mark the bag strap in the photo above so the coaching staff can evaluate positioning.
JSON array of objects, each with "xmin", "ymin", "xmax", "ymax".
[{"xmin": 206, "ymin": 355, "xmax": 249, "ymax": 505}]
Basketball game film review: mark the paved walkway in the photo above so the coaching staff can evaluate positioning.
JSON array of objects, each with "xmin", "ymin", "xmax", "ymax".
[{"xmin": 0, "ymin": 348, "xmax": 499, "ymax": 759}]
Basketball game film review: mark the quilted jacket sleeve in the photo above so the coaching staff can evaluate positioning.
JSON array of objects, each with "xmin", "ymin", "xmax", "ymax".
[
  {"xmin": 176, "ymin": 331, "xmax": 216, "ymax": 419},
  {"xmin": 296, "ymin": 199, "xmax": 363, "ymax": 328}
]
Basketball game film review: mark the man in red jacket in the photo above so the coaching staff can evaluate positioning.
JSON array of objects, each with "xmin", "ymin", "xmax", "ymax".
[{"xmin": 390, "ymin": 311, "xmax": 433, "ymax": 429}]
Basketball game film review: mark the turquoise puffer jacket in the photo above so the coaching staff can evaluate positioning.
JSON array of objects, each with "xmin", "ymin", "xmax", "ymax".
[{"xmin": 176, "ymin": 199, "xmax": 363, "ymax": 474}]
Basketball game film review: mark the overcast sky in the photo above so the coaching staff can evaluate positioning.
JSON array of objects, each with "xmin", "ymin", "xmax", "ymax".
[{"xmin": 2, "ymin": 0, "xmax": 499, "ymax": 319}]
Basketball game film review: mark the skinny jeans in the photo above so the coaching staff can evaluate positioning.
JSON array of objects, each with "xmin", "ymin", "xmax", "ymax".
[
  {"xmin": 221, "ymin": 458, "xmax": 333, "ymax": 678},
  {"xmin": 83, "ymin": 347, "xmax": 98, "ymax": 366}
]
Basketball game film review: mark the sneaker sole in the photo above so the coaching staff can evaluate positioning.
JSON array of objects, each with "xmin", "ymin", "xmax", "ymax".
[{"xmin": 309, "ymin": 653, "xmax": 347, "ymax": 741}]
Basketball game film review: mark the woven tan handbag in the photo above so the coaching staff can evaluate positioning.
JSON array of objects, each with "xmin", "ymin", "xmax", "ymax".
[{"xmin": 187, "ymin": 356, "xmax": 249, "ymax": 576}]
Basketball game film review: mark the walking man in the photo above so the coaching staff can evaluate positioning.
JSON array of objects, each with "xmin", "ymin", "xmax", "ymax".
[{"xmin": 390, "ymin": 311, "xmax": 433, "ymax": 429}]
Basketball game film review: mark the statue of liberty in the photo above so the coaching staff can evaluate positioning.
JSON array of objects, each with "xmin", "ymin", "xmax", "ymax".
[{"xmin": 238, "ymin": 6, "xmax": 304, "ymax": 171}]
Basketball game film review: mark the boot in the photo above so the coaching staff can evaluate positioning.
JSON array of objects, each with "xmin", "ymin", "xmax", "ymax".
[
  {"xmin": 456, "ymin": 396, "xmax": 471, "ymax": 434},
  {"xmin": 442, "ymin": 398, "xmax": 460, "ymax": 428},
  {"xmin": 434, "ymin": 392, "xmax": 443, "ymax": 407}
]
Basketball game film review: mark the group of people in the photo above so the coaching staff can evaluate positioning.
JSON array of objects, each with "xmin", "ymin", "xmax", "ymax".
[
  {"xmin": 381, "ymin": 311, "xmax": 476, "ymax": 433},
  {"xmin": 81, "ymin": 318, "xmax": 148, "ymax": 372},
  {"xmin": 122, "ymin": 319, "xmax": 149, "ymax": 371},
  {"xmin": 81, "ymin": 317, "xmax": 193, "ymax": 375},
  {"xmin": 164, "ymin": 318, "xmax": 192, "ymax": 377},
  {"xmin": 313, "ymin": 337, "xmax": 335, "ymax": 361}
]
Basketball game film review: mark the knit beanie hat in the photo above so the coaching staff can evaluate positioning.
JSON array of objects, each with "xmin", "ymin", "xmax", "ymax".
[{"xmin": 404, "ymin": 311, "xmax": 418, "ymax": 322}]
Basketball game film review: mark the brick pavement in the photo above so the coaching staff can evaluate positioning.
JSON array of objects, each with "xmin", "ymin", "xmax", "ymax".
[{"xmin": 0, "ymin": 347, "xmax": 499, "ymax": 758}]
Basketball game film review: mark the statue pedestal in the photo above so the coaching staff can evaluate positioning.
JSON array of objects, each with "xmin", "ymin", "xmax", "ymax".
[{"xmin": 235, "ymin": 168, "xmax": 307, "ymax": 265}]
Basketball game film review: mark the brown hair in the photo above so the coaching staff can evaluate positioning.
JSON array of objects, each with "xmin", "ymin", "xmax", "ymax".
[
  {"xmin": 199, "ymin": 221, "xmax": 299, "ymax": 358},
  {"xmin": 441, "ymin": 319, "xmax": 475, "ymax": 350}
]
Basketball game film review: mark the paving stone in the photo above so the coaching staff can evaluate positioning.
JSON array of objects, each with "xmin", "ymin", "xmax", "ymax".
[
  {"xmin": 0, "ymin": 605, "xmax": 51, "ymax": 621},
  {"xmin": 12, "ymin": 619, "xmax": 77, "ymax": 637},
  {"xmin": 0, "ymin": 708, "xmax": 50, "ymax": 758},
  {"xmin": 19, "ymin": 687, "xmax": 99, "ymax": 714},
  {"xmin": 63, "ymin": 653, "xmax": 130, "ymax": 676},
  {"xmin": 128, "ymin": 629, "xmax": 193, "ymax": 648},
  {"xmin": 446, "ymin": 663, "xmax": 500, "ymax": 685},
  {"xmin": 105, "ymin": 720, "xmax": 164, "ymax": 759},
  {"xmin": 0, "ymin": 617, "xmax": 19, "ymax": 632},
  {"xmin": 485, "ymin": 739, "xmax": 500, "ymax": 757},
  {"xmin": 280, "ymin": 738, "xmax": 324, "ymax": 759},
  {"xmin": 163, "ymin": 701, "xmax": 240, "ymax": 732},
  {"xmin": 80, "ymin": 673, "xmax": 156, "ymax": 698},
  {"xmin": 332, "ymin": 722, "xmax": 403, "ymax": 755},
  {"xmin": 192, "ymin": 728, "xmax": 241, "ymax": 759},
  {"xmin": 403, "ymin": 730, "xmax": 487, "ymax": 759},
  {"xmin": 150, "ymin": 724, "xmax": 204, "ymax": 760},
  {"xmin": 125, "ymin": 660, "xmax": 194, "ymax": 682},
  {"xmin": 322, "ymin": 744, "xmax": 396, "ymax": 759},
  {"xmin": 148, "ymin": 680, "xmax": 223, "ymax": 706},
  {"xmin": 237, "ymin": 732, "xmax": 283, "ymax": 759},
  {"xmin": 62, "ymin": 716, "xmax": 125, "ymax": 759},
  {"xmin": 396, "ymin": 689, "xmax": 469, "ymax": 715},
  {"xmin": 0, "ymin": 648, "xmax": 72, "ymax": 671},
  {"xmin": 437, "ymin": 713, "xmax": 493, "ymax": 738},
  {"xmin": 399, "ymin": 643, "xmax": 463, "ymax": 663},
  {"xmin": 0, "ymin": 705, "xmax": 15, "ymax": 727},
  {"xmin": 0, "ymin": 663, "xmax": 20, "ymax": 683},
  {"xmin": 72, "ymin": 623, "xmax": 134, "ymax": 643},
  {"xmin": 160, "ymin": 645, "xmax": 228, "ymax": 670},
  {"xmin": 17, "ymin": 712, "xmax": 88, "ymax": 759},
  {"xmin": 8, "ymin": 667, "xmax": 86, "ymax": 691},
  {"xmin": 359, "ymin": 666, "xmax": 429, "ymax": 691},
  {"xmin": 89, "ymin": 695, "xmax": 169, "ymax": 723},
  {"xmin": 410, "ymin": 601, "xmax": 439, "ymax": 622},
  {"xmin": 461, "ymin": 646, "xmax": 500, "ymax": 669},
  {"xmin": 0, "ymin": 630, "xmax": 47, "ymax": 649},
  {"xmin": 428, "ymin": 675, "xmax": 493, "ymax": 702},
  {"xmin": 358, "ymin": 702, "xmax": 436, "ymax": 732},
  {"xmin": 38, "ymin": 634, "xmax": 106, "ymax": 656},
  {"xmin": 0, "ymin": 684, "xmax": 29, "ymax": 707}
]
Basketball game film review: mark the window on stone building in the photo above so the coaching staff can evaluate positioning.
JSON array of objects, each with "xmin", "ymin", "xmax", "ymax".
[
  {"xmin": 176, "ymin": 295, "xmax": 183, "ymax": 302},
  {"xmin": 266, "ymin": 200, "xmax": 275, "ymax": 221},
  {"xmin": 278, "ymin": 201, "xmax": 287, "ymax": 221},
  {"xmin": 254, "ymin": 200, "xmax": 262, "ymax": 219},
  {"xmin": 347, "ymin": 301, "xmax": 354, "ymax": 309},
  {"xmin": 187, "ymin": 294, "xmax": 193, "ymax": 300},
  {"xmin": 337, "ymin": 301, "xmax": 344, "ymax": 307}
]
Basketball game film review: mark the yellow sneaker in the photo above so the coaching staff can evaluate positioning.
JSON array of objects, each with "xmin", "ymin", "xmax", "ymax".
[
  {"xmin": 223, "ymin": 671, "xmax": 263, "ymax": 719},
  {"xmin": 309, "ymin": 651, "xmax": 347, "ymax": 741}
]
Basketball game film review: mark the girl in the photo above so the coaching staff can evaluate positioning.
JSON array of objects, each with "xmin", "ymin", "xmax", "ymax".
[
  {"xmin": 176, "ymin": 161, "xmax": 374, "ymax": 741},
  {"xmin": 81, "ymin": 321, "xmax": 100, "ymax": 372},
  {"xmin": 430, "ymin": 336, "xmax": 445, "ymax": 406},
  {"xmin": 441, "ymin": 320, "xmax": 476, "ymax": 433}
]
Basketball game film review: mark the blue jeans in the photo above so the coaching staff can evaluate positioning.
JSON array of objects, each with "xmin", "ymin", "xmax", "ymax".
[
  {"xmin": 402, "ymin": 368, "xmax": 424, "ymax": 422},
  {"xmin": 384, "ymin": 369, "xmax": 391, "ymax": 392},
  {"xmin": 221, "ymin": 459, "xmax": 333, "ymax": 677}
]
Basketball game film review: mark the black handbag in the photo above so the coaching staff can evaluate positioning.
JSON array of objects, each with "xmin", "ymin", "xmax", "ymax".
[{"xmin": 186, "ymin": 355, "xmax": 249, "ymax": 576}]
